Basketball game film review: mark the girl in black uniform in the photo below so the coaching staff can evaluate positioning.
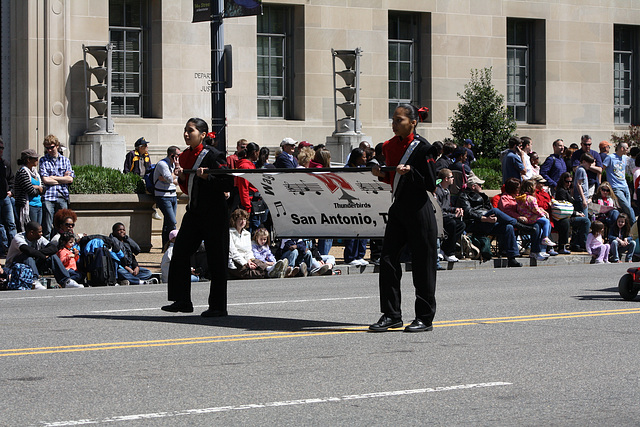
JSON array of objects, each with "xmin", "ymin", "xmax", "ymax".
[
  {"xmin": 161, "ymin": 118, "xmax": 233, "ymax": 317},
  {"xmin": 369, "ymin": 104, "xmax": 438, "ymax": 332}
]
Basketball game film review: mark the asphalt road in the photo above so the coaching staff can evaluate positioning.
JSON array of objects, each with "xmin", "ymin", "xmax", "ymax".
[{"xmin": 1, "ymin": 263, "xmax": 639, "ymax": 426}]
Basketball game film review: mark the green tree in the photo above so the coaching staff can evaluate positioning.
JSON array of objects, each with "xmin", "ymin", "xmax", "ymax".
[{"xmin": 449, "ymin": 67, "xmax": 517, "ymax": 158}]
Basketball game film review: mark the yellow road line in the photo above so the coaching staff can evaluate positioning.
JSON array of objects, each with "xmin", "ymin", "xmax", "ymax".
[{"xmin": 2, "ymin": 308, "xmax": 639, "ymax": 357}]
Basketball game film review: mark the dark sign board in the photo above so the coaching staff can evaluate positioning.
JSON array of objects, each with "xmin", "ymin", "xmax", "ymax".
[
  {"xmin": 193, "ymin": 1, "xmax": 213, "ymax": 23},
  {"xmin": 225, "ymin": 0, "xmax": 262, "ymax": 18}
]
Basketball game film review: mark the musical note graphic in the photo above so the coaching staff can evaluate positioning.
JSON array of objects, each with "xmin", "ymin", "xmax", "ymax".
[
  {"xmin": 283, "ymin": 181, "xmax": 323, "ymax": 195},
  {"xmin": 273, "ymin": 201, "xmax": 287, "ymax": 217},
  {"xmin": 356, "ymin": 181, "xmax": 388, "ymax": 194}
]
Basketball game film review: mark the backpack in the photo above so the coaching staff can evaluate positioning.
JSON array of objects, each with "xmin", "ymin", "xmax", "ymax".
[
  {"xmin": 143, "ymin": 163, "xmax": 158, "ymax": 194},
  {"xmin": 6, "ymin": 263, "xmax": 35, "ymax": 290},
  {"xmin": 78, "ymin": 237, "xmax": 117, "ymax": 286}
]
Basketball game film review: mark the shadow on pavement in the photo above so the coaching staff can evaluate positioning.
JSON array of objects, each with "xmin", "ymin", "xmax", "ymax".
[{"xmin": 61, "ymin": 313, "xmax": 363, "ymax": 332}]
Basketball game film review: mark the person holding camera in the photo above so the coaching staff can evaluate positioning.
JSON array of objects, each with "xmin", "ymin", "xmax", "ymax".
[{"xmin": 153, "ymin": 146, "xmax": 182, "ymax": 249}]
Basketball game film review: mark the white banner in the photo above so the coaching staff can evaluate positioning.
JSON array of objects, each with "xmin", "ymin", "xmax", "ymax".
[{"xmin": 239, "ymin": 171, "xmax": 392, "ymax": 238}]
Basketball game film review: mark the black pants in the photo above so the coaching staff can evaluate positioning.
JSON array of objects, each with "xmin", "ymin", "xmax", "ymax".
[
  {"xmin": 379, "ymin": 200, "xmax": 437, "ymax": 325},
  {"xmin": 441, "ymin": 216, "xmax": 465, "ymax": 255},
  {"xmin": 167, "ymin": 206, "xmax": 229, "ymax": 311}
]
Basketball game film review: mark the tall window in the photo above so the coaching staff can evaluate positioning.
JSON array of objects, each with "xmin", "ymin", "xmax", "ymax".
[
  {"xmin": 614, "ymin": 26, "xmax": 634, "ymax": 125},
  {"xmin": 109, "ymin": 0, "xmax": 146, "ymax": 116},
  {"xmin": 388, "ymin": 13, "xmax": 419, "ymax": 118},
  {"xmin": 506, "ymin": 18, "xmax": 546, "ymax": 124},
  {"xmin": 257, "ymin": 7, "xmax": 289, "ymax": 118}
]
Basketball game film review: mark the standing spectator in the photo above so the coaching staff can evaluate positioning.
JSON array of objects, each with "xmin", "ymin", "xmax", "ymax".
[
  {"xmin": 343, "ymin": 147, "xmax": 368, "ymax": 266},
  {"xmin": 529, "ymin": 152, "xmax": 540, "ymax": 175},
  {"xmin": 14, "ymin": 149, "xmax": 44, "ymax": 232},
  {"xmin": 0, "ymin": 136, "xmax": 16, "ymax": 253},
  {"xmin": 435, "ymin": 141, "xmax": 456, "ymax": 172},
  {"xmin": 570, "ymin": 135, "xmax": 602, "ymax": 197},
  {"xmin": 449, "ymin": 147, "xmax": 471, "ymax": 176},
  {"xmin": 297, "ymin": 147, "xmax": 315, "ymax": 168},
  {"xmin": 540, "ymin": 138, "xmax": 567, "ymax": 195},
  {"xmin": 632, "ymin": 156, "xmax": 640, "ymax": 213},
  {"xmin": 108, "ymin": 222, "xmax": 156, "ymax": 285},
  {"xmin": 554, "ymin": 172, "xmax": 590, "ymax": 253},
  {"xmin": 501, "ymin": 136, "xmax": 526, "ymax": 184},
  {"xmin": 123, "ymin": 137, "xmax": 151, "ymax": 176},
  {"xmin": 627, "ymin": 146, "xmax": 640, "ymax": 177},
  {"xmin": 274, "ymin": 137, "xmax": 298, "ymax": 168},
  {"xmin": 602, "ymin": 141, "xmax": 634, "ymax": 222},
  {"xmin": 153, "ymin": 146, "xmax": 181, "ymax": 249},
  {"xmin": 236, "ymin": 142, "xmax": 268, "ymax": 232},
  {"xmin": 521, "ymin": 136, "xmax": 535, "ymax": 179},
  {"xmin": 39, "ymin": 135, "xmax": 74, "ymax": 239},
  {"xmin": 463, "ymin": 138, "xmax": 475, "ymax": 167},
  {"xmin": 573, "ymin": 153, "xmax": 594, "ymax": 218},
  {"xmin": 435, "ymin": 168, "xmax": 465, "ymax": 262},
  {"xmin": 599, "ymin": 140, "xmax": 611, "ymax": 163},
  {"xmin": 226, "ymin": 138, "xmax": 247, "ymax": 169},
  {"xmin": 563, "ymin": 145, "xmax": 577, "ymax": 174}
]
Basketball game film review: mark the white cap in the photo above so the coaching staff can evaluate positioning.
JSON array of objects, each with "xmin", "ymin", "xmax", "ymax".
[{"xmin": 280, "ymin": 137, "xmax": 297, "ymax": 147}]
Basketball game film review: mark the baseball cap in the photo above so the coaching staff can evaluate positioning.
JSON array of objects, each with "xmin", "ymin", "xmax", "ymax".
[
  {"xmin": 532, "ymin": 174, "xmax": 547, "ymax": 183},
  {"xmin": 134, "ymin": 137, "xmax": 149, "ymax": 148},
  {"xmin": 298, "ymin": 141, "xmax": 313, "ymax": 148},
  {"xmin": 464, "ymin": 138, "xmax": 474, "ymax": 147},
  {"xmin": 280, "ymin": 137, "xmax": 297, "ymax": 147},
  {"xmin": 599, "ymin": 140, "xmax": 611, "ymax": 150},
  {"xmin": 20, "ymin": 148, "xmax": 38, "ymax": 159},
  {"xmin": 467, "ymin": 175, "xmax": 485, "ymax": 186}
]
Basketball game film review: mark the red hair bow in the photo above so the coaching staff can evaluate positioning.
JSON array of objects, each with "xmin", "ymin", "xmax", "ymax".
[{"xmin": 207, "ymin": 132, "xmax": 216, "ymax": 139}]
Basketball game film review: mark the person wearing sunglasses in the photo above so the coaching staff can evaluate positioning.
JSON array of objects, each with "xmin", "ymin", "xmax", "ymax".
[
  {"xmin": 570, "ymin": 134, "xmax": 602, "ymax": 198},
  {"xmin": 39, "ymin": 134, "xmax": 74, "ymax": 240}
]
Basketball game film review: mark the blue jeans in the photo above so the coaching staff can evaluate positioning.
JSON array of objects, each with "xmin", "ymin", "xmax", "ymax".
[
  {"xmin": 317, "ymin": 239, "xmax": 333, "ymax": 256},
  {"xmin": 13, "ymin": 253, "xmax": 71, "ymax": 286},
  {"xmin": 612, "ymin": 186, "xmax": 634, "ymax": 224},
  {"xmin": 249, "ymin": 208, "xmax": 269, "ymax": 234},
  {"xmin": 610, "ymin": 237, "xmax": 636, "ymax": 262},
  {"xmin": 29, "ymin": 205, "xmax": 42, "ymax": 225},
  {"xmin": 0, "ymin": 196, "xmax": 16, "ymax": 250},
  {"xmin": 117, "ymin": 266, "xmax": 153, "ymax": 284},
  {"xmin": 343, "ymin": 239, "xmax": 368, "ymax": 263},
  {"xmin": 155, "ymin": 196, "xmax": 177, "ymax": 248},
  {"xmin": 281, "ymin": 248, "xmax": 313, "ymax": 267},
  {"xmin": 470, "ymin": 207, "xmax": 519, "ymax": 258},
  {"xmin": 43, "ymin": 197, "xmax": 68, "ymax": 239}
]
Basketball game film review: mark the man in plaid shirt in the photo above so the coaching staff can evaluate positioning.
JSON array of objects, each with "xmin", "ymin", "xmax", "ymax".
[{"xmin": 39, "ymin": 135, "xmax": 74, "ymax": 239}]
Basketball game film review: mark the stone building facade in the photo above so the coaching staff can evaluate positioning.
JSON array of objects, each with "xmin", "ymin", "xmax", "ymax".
[{"xmin": 1, "ymin": 0, "xmax": 639, "ymax": 164}]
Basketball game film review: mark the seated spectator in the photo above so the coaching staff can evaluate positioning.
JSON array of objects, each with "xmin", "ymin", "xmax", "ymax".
[
  {"xmin": 435, "ymin": 141, "xmax": 455, "ymax": 172},
  {"xmin": 227, "ymin": 138, "xmax": 248, "ymax": 169},
  {"xmin": 449, "ymin": 147, "xmax": 471, "ymax": 176},
  {"xmin": 251, "ymin": 227, "xmax": 291, "ymax": 278},
  {"xmin": 274, "ymin": 138, "xmax": 298, "ymax": 168},
  {"xmin": 552, "ymin": 172, "xmax": 590, "ymax": 253},
  {"xmin": 57, "ymin": 231, "xmax": 84, "ymax": 285},
  {"xmin": 608, "ymin": 213, "xmax": 636, "ymax": 262},
  {"xmin": 228, "ymin": 209, "xmax": 287, "ymax": 279},
  {"xmin": 5, "ymin": 220, "xmax": 82, "ymax": 289},
  {"xmin": 161, "ymin": 229, "xmax": 200, "ymax": 283},
  {"xmin": 108, "ymin": 222, "xmax": 156, "ymax": 285},
  {"xmin": 277, "ymin": 237, "xmax": 312, "ymax": 277},
  {"xmin": 517, "ymin": 179, "xmax": 557, "ymax": 260},
  {"xmin": 14, "ymin": 149, "xmax": 44, "ymax": 232},
  {"xmin": 587, "ymin": 220, "xmax": 610, "ymax": 264},
  {"xmin": 455, "ymin": 175, "xmax": 528, "ymax": 266},
  {"xmin": 297, "ymin": 147, "xmax": 316, "ymax": 168},
  {"xmin": 435, "ymin": 168, "xmax": 465, "ymax": 262},
  {"xmin": 256, "ymin": 147, "xmax": 275, "ymax": 169},
  {"xmin": 49, "ymin": 208, "xmax": 82, "ymax": 247},
  {"xmin": 591, "ymin": 181, "xmax": 620, "ymax": 228},
  {"xmin": 123, "ymin": 137, "xmax": 151, "ymax": 177},
  {"xmin": 313, "ymin": 148, "xmax": 332, "ymax": 168}
]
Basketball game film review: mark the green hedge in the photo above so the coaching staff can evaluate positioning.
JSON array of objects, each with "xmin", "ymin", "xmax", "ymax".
[
  {"xmin": 473, "ymin": 167, "xmax": 502, "ymax": 190},
  {"xmin": 472, "ymin": 157, "xmax": 501, "ymax": 171},
  {"xmin": 70, "ymin": 165, "xmax": 146, "ymax": 194}
]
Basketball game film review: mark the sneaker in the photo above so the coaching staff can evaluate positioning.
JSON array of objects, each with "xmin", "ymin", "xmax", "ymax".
[
  {"xmin": 152, "ymin": 209, "xmax": 162, "ymax": 220},
  {"xmin": 530, "ymin": 252, "xmax": 549, "ymax": 261},
  {"xmin": 32, "ymin": 280, "xmax": 46, "ymax": 290},
  {"xmin": 438, "ymin": 252, "xmax": 444, "ymax": 261},
  {"xmin": 269, "ymin": 259, "xmax": 289, "ymax": 278},
  {"xmin": 64, "ymin": 279, "xmax": 84, "ymax": 288},
  {"xmin": 558, "ymin": 246, "xmax": 571, "ymax": 255},
  {"xmin": 287, "ymin": 266, "xmax": 300, "ymax": 278},
  {"xmin": 348, "ymin": 259, "xmax": 362, "ymax": 266},
  {"xmin": 547, "ymin": 249, "xmax": 558, "ymax": 256},
  {"xmin": 356, "ymin": 259, "xmax": 369, "ymax": 266},
  {"xmin": 443, "ymin": 254, "xmax": 459, "ymax": 263},
  {"xmin": 311, "ymin": 264, "xmax": 331, "ymax": 276},
  {"xmin": 143, "ymin": 278, "xmax": 159, "ymax": 285},
  {"xmin": 299, "ymin": 262, "xmax": 308, "ymax": 277},
  {"xmin": 119, "ymin": 279, "xmax": 130, "ymax": 286},
  {"xmin": 542, "ymin": 237, "xmax": 557, "ymax": 247},
  {"xmin": 594, "ymin": 259, "xmax": 605, "ymax": 264}
]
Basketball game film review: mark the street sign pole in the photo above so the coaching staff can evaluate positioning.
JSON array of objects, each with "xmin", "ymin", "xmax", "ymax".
[{"xmin": 211, "ymin": 0, "xmax": 226, "ymax": 154}]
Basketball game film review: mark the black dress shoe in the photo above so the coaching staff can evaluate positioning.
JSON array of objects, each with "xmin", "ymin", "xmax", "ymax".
[
  {"xmin": 404, "ymin": 319, "xmax": 433, "ymax": 332},
  {"xmin": 161, "ymin": 301, "xmax": 194, "ymax": 313},
  {"xmin": 369, "ymin": 315, "xmax": 403, "ymax": 332},
  {"xmin": 507, "ymin": 257, "xmax": 522, "ymax": 267},
  {"xmin": 201, "ymin": 308, "xmax": 228, "ymax": 318}
]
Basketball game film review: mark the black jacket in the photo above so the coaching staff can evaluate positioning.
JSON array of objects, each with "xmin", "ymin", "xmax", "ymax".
[
  {"xmin": 455, "ymin": 189, "xmax": 492, "ymax": 222},
  {"xmin": 391, "ymin": 134, "xmax": 437, "ymax": 210}
]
